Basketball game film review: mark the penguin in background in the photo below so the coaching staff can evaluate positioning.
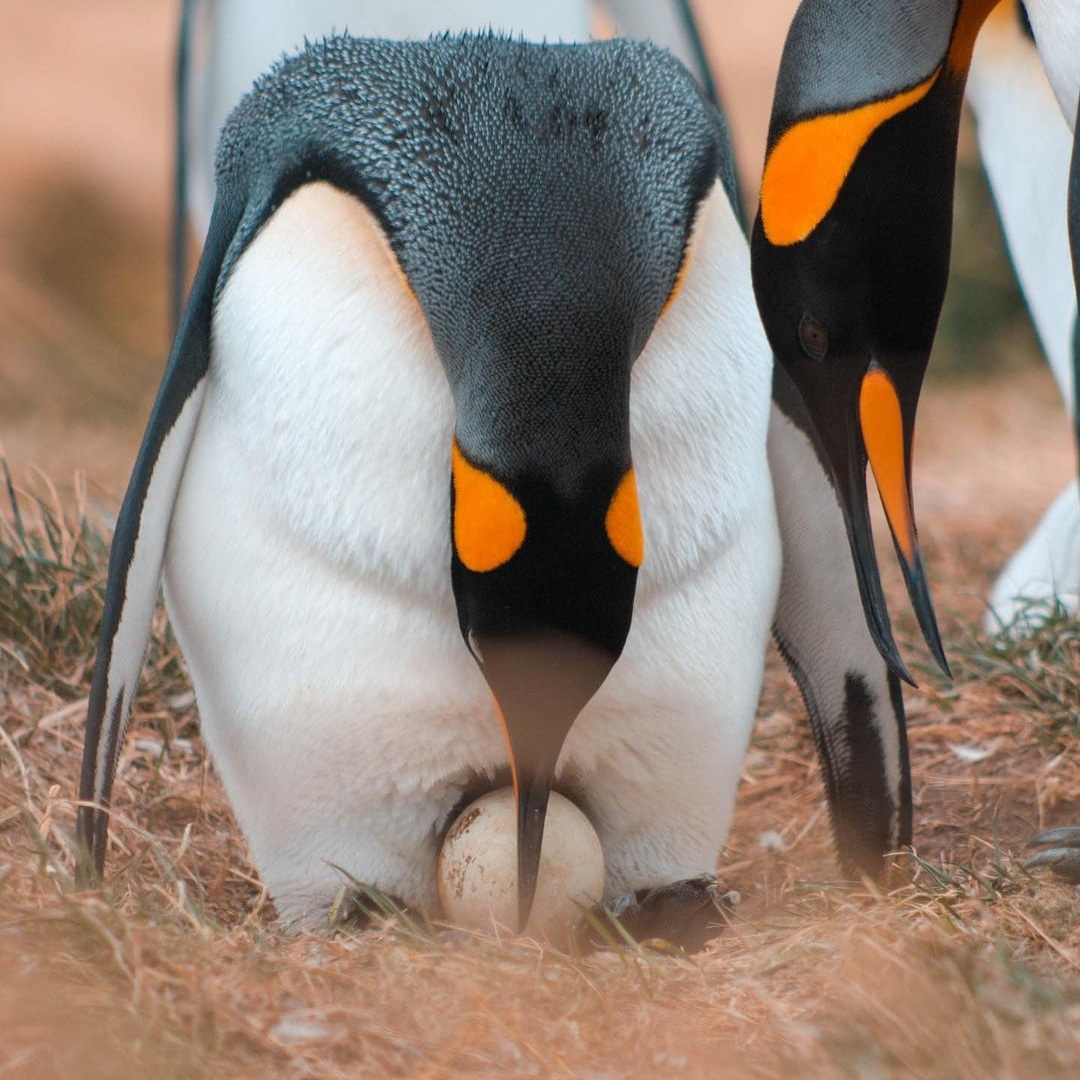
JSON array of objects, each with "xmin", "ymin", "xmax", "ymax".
[
  {"xmin": 753, "ymin": 0, "xmax": 1078, "ymax": 668},
  {"xmin": 969, "ymin": 3, "xmax": 1080, "ymax": 635},
  {"xmin": 752, "ymin": 0, "xmax": 1079, "ymax": 879},
  {"xmin": 80, "ymin": 35, "xmax": 784, "ymax": 944},
  {"xmin": 990, "ymin": 2, "xmax": 1080, "ymax": 886}
]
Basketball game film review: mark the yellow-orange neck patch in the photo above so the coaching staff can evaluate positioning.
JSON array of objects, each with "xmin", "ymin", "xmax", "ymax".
[
  {"xmin": 605, "ymin": 469, "xmax": 644, "ymax": 568},
  {"xmin": 659, "ymin": 254, "xmax": 690, "ymax": 320},
  {"xmin": 859, "ymin": 366, "xmax": 916, "ymax": 564},
  {"xmin": 947, "ymin": 0, "xmax": 1005, "ymax": 73},
  {"xmin": 760, "ymin": 69, "xmax": 939, "ymax": 247},
  {"xmin": 451, "ymin": 441, "xmax": 527, "ymax": 572}
]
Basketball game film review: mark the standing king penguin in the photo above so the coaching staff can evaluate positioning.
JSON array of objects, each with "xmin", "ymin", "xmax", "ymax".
[
  {"xmin": 968, "ymin": 3, "xmax": 1080, "ymax": 634},
  {"xmin": 752, "ymin": 0, "xmax": 1079, "ymax": 674},
  {"xmin": 79, "ymin": 36, "xmax": 783, "ymax": 943}
]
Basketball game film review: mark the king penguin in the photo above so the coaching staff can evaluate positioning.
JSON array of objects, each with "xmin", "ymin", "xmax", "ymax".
[
  {"xmin": 748, "ymin": 0, "xmax": 997, "ymax": 877},
  {"xmin": 752, "ymin": 0, "xmax": 1079, "ymax": 880},
  {"xmin": 968, "ymin": 3, "xmax": 1080, "ymax": 633},
  {"xmin": 171, "ymin": 1, "xmax": 921, "ymax": 884},
  {"xmin": 753, "ymin": 0, "xmax": 1079, "ymax": 667},
  {"xmin": 79, "ymin": 35, "xmax": 782, "ymax": 945}
]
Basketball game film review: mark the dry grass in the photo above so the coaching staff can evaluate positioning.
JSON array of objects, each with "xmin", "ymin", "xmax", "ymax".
[
  {"xmin": 3, "ymin": 3, "xmax": 1078, "ymax": 1075},
  {"xmin": 2, "ymin": 469, "xmax": 1080, "ymax": 1079}
]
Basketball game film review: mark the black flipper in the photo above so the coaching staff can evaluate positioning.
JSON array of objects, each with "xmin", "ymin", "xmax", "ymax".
[
  {"xmin": 1070, "ymin": 103, "xmax": 1080, "ymax": 476},
  {"xmin": 77, "ymin": 196, "xmax": 245, "ymax": 884},
  {"xmin": 671, "ymin": 0, "xmax": 721, "ymax": 108}
]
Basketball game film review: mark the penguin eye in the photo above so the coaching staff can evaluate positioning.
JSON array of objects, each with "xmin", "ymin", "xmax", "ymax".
[{"xmin": 798, "ymin": 314, "xmax": 829, "ymax": 361}]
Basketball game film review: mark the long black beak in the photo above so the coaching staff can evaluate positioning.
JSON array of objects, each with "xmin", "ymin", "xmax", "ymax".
[
  {"xmin": 447, "ymin": 433, "xmax": 638, "ymax": 929},
  {"xmin": 857, "ymin": 363, "xmax": 949, "ymax": 680},
  {"xmin": 473, "ymin": 631, "xmax": 616, "ymax": 929},
  {"xmin": 780, "ymin": 359, "xmax": 949, "ymax": 684}
]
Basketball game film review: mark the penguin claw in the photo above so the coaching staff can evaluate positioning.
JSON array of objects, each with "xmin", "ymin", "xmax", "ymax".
[
  {"xmin": 592, "ymin": 875, "xmax": 738, "ymax": 953},
  {"xmin": 1022, "ymin": 828, "xmax": 1080, "ymax": 885}
]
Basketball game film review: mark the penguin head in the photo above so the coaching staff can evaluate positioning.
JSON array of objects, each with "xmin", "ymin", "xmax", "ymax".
[
  {"xmin": 217, "ymin": 34, "xmax": 727, "ymax": 925},
  {"xmin": 412, "ymin": 38, "xmax": 720, "ymax": 926},
  {"xmin": 746, "ymin": 0, "xmax": 993, "ymax": 681},
  {"xmin": 751, "ymin": 141, "xmax": 951, "ymax": 683}
]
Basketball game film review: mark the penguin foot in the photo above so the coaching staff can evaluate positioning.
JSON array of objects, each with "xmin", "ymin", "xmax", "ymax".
[
  {"xmin": 1022, "ymin": 828, "xmax": 1080, "ymax": 885},
  {"xmin": 593, "ymin": 875, "xmax": 738, "ymax": 953}
]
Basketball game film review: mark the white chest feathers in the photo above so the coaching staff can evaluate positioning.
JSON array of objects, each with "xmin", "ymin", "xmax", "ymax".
[{"xmin": 163, "ymin": 179, "xmax": 778, "ymax": 922}]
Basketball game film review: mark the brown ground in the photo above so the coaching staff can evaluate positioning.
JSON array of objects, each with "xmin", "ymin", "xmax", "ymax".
[{"xmin": 2, "ymin": 3, "xmax": 1079, "ymax": 1078}]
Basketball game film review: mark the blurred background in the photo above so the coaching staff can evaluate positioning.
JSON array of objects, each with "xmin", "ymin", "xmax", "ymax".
[{"xmin": 0, "ymin": 0, "xmax": 1055, "ymax": 518}]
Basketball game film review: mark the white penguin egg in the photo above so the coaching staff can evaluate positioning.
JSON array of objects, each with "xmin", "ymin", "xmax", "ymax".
[{"xmin": 437, "ymin": 787, "xmax": 605, "ymax": 941}]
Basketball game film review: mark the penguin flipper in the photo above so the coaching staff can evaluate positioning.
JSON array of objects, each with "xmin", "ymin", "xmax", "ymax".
[
  {"xmin": 768, "ymin": 372, "xmax": 911, "ymax": 876},
  {"xmin": 77, "ymin": 201, "xmax": 240, "ymax": 885},
  {"xmin": 1071, "ymin": 106, "xmax": 1080, "ymax": 460}
]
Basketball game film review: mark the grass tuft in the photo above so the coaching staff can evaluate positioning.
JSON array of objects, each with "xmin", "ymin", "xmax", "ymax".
[
  {"xmin": 950, "ymin": 600, "xmax": 1080, "ymax": 737},
  {"xmin": 3, "ymin": 473, "xmax": 1080, "ymax": 1077},
  {"xmin": 1, "ymin": 461, "xmax": 108, "ymax": 690},
  {"xmin": 1, "ymin": 463, "xmax": 190, "ymax": 708}
]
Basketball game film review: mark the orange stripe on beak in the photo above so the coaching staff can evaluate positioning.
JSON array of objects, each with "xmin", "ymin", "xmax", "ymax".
[
  {"xmin": 489, "ymin": 693, "xmax": 520, "ymax": 805},
  {"xmin": 859, "ymin": 365, "xmax": 916, "ymax": 565}
]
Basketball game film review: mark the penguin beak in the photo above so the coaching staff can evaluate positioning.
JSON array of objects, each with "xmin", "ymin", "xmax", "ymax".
[
  {"xmin": 859, "ymin": 363, "xmax": 949, "ymax": 679},
  {"xmin": 471, "ymin": 631, "xmax": 616, "ymax": 930},
  {"xmin": 826, "ymin": 361, "xmax": 949, "ymax": 684},
  {"xmin": 446, "ymin": 394, "xmax": 637, "ymax": 930}
]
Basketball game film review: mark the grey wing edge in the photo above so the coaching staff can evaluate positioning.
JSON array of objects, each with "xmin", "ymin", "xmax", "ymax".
[{"xmin": 76, "ymin": 202, "xmax": 239, "ymax": 885}]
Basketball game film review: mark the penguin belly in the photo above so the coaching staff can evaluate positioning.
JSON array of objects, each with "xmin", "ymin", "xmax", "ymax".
[
  {"xmin": 565, "ymin": 189, "xmax": 781, "ymax": 898},
  {"xmin": 165, "ymin": 407, "xmax": 496, "ymax": 920},
  {"xmin": 563, "ymin": 497, "xmax": 780, "ymax": 899},
  {"xmin": 162, "ymin": 180, "xmax": 779, "ymax": 926},
  {"xmin": 163, "ymin": 183, "xmax": 498, "ymax": 922}
]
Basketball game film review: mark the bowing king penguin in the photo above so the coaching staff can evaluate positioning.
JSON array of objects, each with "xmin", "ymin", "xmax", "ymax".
[
  {"xmin": 752, "ymin": 0, "xmax": 1079, "ymax": 878},
  {"xmin": 174, "ymin": 0, "xmax": 922, "ymax": 889},
  {"xmin": 78, "ymin": 35, "xmax": 781, "ymax": 945},
  {"xmin": 753, "ymin": 0, "xmax": 1078, "ymax": 678}
]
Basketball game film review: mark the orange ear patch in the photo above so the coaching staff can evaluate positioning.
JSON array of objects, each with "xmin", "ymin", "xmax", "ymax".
[
  {"xmin": 605, "ymin": 469, "xmax": 644, "ymax": 568},
  {"xmin": 760, "ymin": 69, "xmax": 939, "ymax": 247},
  {"xmin": 452, "ymin": 442, "xmax": 527, "ymax": 572},
  {"xmin": 859, "ymin": 366, "xmax": 916, "ymax": 564}
]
